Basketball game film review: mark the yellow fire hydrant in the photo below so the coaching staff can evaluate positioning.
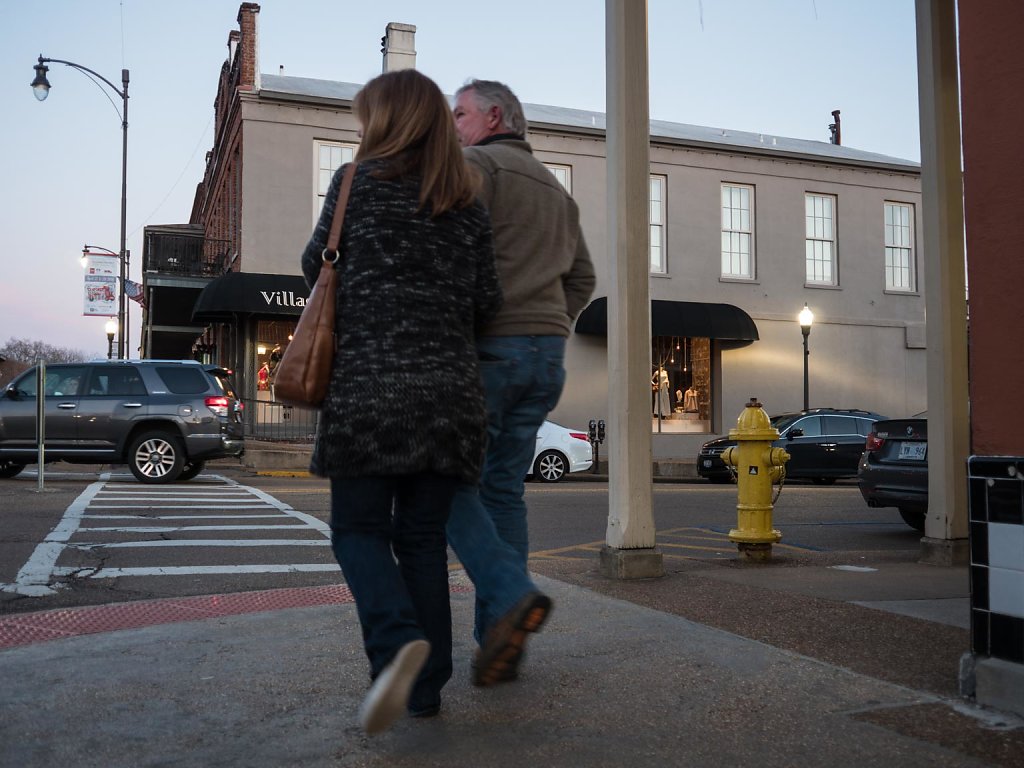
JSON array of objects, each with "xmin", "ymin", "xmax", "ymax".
[{"xmin": 721, "ymin": 397, "xmax": 790, "ymax": 561}]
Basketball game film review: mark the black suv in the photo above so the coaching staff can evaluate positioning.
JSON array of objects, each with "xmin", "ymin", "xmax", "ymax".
[
  {"xmin": 697, "ymin": 408, "xmax": 886, "ymax": 484},
  {"xmin": 857, "ymin": 414, "xmax": 928, "ymax": 531},
  {"xmin": 0, "ymin": 360, "xmax": 244, "ymax": 483}
]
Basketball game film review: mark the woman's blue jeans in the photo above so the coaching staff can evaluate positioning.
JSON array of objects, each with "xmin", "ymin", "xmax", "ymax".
[{"xmin": 329, "ymin": 473, "xmax": 457, "ymax": 710}]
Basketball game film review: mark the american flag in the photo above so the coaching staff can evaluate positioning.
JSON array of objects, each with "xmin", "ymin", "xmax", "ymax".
[{"xmin": 123, "ymin": 279, "xmax": 146, "ymax": 310}]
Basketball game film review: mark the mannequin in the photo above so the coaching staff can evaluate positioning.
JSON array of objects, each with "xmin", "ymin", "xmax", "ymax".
[
  {"xmin": 268, "ymin": 343, "xmax": 283, "ymax": 375},
  {"xmin": 684, "ymin": 386, "xmax": 699, "ymax": 413},
  {"xmin": 652, "ymin": 368, "xmax": 671, "ymax": 417}
]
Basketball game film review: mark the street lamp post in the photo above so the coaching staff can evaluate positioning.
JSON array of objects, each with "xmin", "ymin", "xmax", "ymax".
[
  {"xmin": 32, "ymin": 55, "xmax": 129, "ymax": 359},
  {"xmin": 104, "ymin": 318, "xmax": 117, "ymax": 360},
  {"xmin": 798, "ymin": 303, "xmax": 814, "ymax": 411}
]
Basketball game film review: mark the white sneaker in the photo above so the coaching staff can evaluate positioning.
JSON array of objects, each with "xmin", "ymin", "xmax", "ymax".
[{"xmin": 359, "ymin": 639, "xmax": 431, "ymax": 735}]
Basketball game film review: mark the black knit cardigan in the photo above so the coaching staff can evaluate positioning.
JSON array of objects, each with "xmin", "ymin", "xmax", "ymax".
[{"xmin": 300, "ymin": 161, "xmax": 502, "ymax": 484}]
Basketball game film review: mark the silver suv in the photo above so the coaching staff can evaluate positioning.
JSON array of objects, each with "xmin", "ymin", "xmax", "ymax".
[{"xmin": 0, "ymin": 360, "xmax": 244, "ymax": 483}]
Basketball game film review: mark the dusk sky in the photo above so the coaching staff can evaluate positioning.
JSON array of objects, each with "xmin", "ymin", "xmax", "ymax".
[{"xmin": 1, "ymin": 0, "xmax": 920, "ymax": 358}]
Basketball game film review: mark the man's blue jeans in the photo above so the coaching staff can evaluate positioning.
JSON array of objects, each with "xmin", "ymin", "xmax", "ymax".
[
  {"xmin": 329, "ymin": 473, "xmax": 457, "ymax": 712},
  {"xmin": 446, "ymin": 335, "xmax": 567, "ymax": 642}
]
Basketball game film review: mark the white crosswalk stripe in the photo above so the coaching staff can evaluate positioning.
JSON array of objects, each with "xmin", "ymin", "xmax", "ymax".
[{"xmin": 1, "ymin": 473, "xmax": 334, "ymax": 596}]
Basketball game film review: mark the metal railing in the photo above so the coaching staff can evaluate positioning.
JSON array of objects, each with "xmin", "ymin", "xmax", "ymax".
[
  {"xmin": 143, "ymin": 230, "xmax": 229, "ymax": 278},
  {"xmin": 241, "ymin": 398, "xmax": 319, "ymax": 443}
]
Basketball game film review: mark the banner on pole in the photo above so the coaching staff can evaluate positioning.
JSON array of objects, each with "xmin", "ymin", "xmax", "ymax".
[{"xmin": 82, "ymin": 253, "xmax": 119, "ymax": 316}]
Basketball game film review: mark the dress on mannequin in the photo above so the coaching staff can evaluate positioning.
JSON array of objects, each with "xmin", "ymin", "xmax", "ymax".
[
  {"xmin": 684, "ymin": 386, "xmax": 699, "ymax": 412},
  {"xmin": 652, "ymin": 369, "xmax": 671, "ymax": 417}
]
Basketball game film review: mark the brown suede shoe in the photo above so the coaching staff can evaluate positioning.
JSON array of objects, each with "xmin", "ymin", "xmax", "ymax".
[{"xmin": 472, "ymin": 592, "xmax": 552, "ymax": 687}]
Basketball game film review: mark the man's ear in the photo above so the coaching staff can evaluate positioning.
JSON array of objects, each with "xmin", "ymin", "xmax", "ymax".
[{"xmin": 487, "ymin": 106, "xmax": 503, "ymax": 129}]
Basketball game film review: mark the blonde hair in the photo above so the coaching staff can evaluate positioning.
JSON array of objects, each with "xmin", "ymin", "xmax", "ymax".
[{"xmin": 353, "ymin": 70, "xmax": 477, "ymax": 216}]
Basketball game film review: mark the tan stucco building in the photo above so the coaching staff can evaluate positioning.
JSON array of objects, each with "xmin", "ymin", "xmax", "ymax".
[{"xmin": 142, "ymin": 4, "xmax": 924, "ymax": 464}]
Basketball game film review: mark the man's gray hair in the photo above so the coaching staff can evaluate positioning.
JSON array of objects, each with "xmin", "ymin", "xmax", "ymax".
[{"xmin": 456, "ymin": 79, "xmax": 528, "ymax": 136}]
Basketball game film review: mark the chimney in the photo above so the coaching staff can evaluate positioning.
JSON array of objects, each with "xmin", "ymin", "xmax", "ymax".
[
  {"xmin": 237, "ymin": 3, "xmax": 261, "ymax": 92},
  {"xmin": 381, "ymin": 22, "xmax": 416, "ymax": 72},
  {"xmin": 828, "ymin": 109, "xmax": 841, "ymax": 145},
  {"xmin": 228, "ymin": 30, "xmax": 240, "ymax": 66}
]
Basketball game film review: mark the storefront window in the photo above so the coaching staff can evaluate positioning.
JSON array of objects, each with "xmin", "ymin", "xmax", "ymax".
[
  {"xmin": 651, "ymin": 335, "xmax": 712, "ymax": 433},
  {"xmin": 256, "ymin": 319, "xmax": 297, "ymax": 402}
]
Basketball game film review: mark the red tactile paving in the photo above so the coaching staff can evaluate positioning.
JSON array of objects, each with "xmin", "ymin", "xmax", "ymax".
[{"xmin": 0, "ymin": 583, "xmax": 473, "ymax": 650}]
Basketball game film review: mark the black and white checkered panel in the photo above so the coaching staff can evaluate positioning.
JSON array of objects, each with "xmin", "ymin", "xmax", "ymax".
[{"xmin": 970, "ymin": 456, "xmax": 1024, "ymax": 664}]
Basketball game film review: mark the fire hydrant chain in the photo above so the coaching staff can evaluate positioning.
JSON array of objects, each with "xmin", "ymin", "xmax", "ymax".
[{"xmin": 773, "ymin": 464, "xmax": 786, "ymax": 505}]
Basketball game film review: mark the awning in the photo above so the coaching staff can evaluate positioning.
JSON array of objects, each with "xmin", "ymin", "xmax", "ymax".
[
  {"xmin": 575, "ymin": 297, "xmax": 759, "ymax": 341},
  {"xmin": 192, "ymin": 272, "xmax": 311, "ymax": 322}
]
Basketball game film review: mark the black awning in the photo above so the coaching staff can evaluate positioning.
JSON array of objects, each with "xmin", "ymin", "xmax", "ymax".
[
  {"xmin": 192, "ymin": 272, "xmax": 311, "ymax": 322},
  {"xmin": 575, "ymin": 297, "xmax": 759, "ymax": 341}
]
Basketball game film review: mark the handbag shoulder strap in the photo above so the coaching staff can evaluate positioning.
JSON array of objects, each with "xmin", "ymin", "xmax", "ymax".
[{"xmin": 323, "ymin": 162, "xmax": 358, "ymax": 262}]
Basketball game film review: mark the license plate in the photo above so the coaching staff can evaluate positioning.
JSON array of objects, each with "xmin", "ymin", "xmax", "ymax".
[
  {"xmin": 898, "ymin": 442, "xmax": 927, "ymax": 461},
  {"xmin": 703, "ymin": 459, "xmax": 713, "ymax": 468}
]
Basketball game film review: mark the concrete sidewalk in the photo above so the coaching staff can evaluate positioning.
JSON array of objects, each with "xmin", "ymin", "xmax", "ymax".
[{"xmin": 3, "ymin": 562, "xmax": 1022, "ymax": 767}]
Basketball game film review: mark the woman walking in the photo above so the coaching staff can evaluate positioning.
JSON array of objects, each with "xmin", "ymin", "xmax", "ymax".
[{"xmin": 300, "ymin": 69, "xmax": 501, "ymax": 734}]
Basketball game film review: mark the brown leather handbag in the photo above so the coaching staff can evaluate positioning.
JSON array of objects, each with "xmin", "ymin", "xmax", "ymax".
[{"xmin": 273, "ymin": 162, "xmax": 357, "ymax": 407}]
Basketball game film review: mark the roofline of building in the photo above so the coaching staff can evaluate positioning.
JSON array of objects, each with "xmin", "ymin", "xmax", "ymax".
[
  {"xmin": 253, "ymin": 75, "xmax": 920, "ymax": 175},
  {"xmin": 525, "ymin": 119, "xmax": 919, "ymax": 174}
]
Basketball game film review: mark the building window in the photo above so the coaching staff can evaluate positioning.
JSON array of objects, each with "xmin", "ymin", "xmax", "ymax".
[
  {"xmin": 315, "ymin": 141, "xmax": 358, "ymax": 225},
  {"xmin": 545, "ymin": 163, "xmax": 572, "ymax": 192},
  {"xmin": 721, "ymin": 184, "xmax": 754, "ymax": 279},
  {"xmin": 651, "ymin": 336, "xmax": 711, "ymax": 434},
  {"xmin": 805, "ymin": 193, "xmax": 837, "ymax": 285},
  {"xmin": 884, "ymin": 202, "xmax": 915, "ymax": 292},
  {"xmin": 650, "ymin": 175, "xmax": 667, "ymax": 274}
]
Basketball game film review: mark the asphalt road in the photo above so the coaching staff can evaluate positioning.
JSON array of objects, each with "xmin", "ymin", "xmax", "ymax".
[{"xmin": 0, "ymin": 467, "xmax": 917, "ymax": 616}]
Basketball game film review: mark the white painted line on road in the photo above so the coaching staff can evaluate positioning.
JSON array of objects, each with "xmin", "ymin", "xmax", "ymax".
[
  {"xmin": 50, "ymin": 564, "xmax": 338, "ymax": 577},
  {"xmin": 830, "ymin": 565, "xmax": 879, "ymax": 572},
  {"xmin": 88, "ymin": 504, "xmax": 276, "ymax": 510},
  {"xmin": 80, "ymin": 525, "xmax": 314, "ymax": 533},
  {"xmin": 72, "ymin": 539, "xmax": 331, "ymax": 548},
  {"xmin": 89, "ymin": 497, "xmax": 274, "ymax": 503},
  {"xmin": 2, "ymin": 473, "xmax": 334, "ymax": 592},
  {"xmin": 82, "ymin": 514, "xmax": 289, "ymax": 520},
  {"xmin": 0, "ymin": 473, "xmax": 111, "ymax": 596},
  {"xmin": 219, "ymin": 475, "xmax": 332, "ymax": 537},
  {"xmin": 97, "ymin": 488, "xmax": 251, "ymax": 494}
]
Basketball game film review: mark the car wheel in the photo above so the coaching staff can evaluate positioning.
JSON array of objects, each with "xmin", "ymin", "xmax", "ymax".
[
  {"xmin": 0, "ymin": 461, "xmax": 26, "ymax": 479},
  {"xmin": 128, "ymin": 430, "xmax": 185, "ymax": 484},
  {"xmin": 898, "ymin": 507, "xmax": 926, "ymax": 532},
  {"xmin": 178, "ymin": 459, "xmax": 207, "ymax": 482},
  {"xmin": 534, "ymin": 450, "xmax": 567, "ymax": 483},
  {"xmin": 811, "ymin": 477, "xmax": 837, "ymax": 486}
]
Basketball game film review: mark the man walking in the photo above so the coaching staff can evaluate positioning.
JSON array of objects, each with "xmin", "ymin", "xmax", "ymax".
[{"xmin": 446, "ymin": 79, "xmax": 596, "ymax": 684}]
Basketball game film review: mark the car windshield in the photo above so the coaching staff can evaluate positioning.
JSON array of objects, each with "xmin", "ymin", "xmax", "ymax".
[{"xmin": 770, "ymin": 414, "xmax": 803, "ymax": 433}]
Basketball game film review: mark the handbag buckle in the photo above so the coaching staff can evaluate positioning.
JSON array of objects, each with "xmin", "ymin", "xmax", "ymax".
[{"xmin": 321, "ymin": 248, "xmax": 340, "ymax": 264}]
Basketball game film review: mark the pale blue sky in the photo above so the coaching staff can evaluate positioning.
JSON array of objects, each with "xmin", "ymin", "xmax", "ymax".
[{"xmin": 1, "ymin": 0, "xmax": 919, "ymax": 356}]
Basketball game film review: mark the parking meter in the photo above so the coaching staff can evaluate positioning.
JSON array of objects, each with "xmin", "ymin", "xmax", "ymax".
[
  {"xmin": 588, "ymin": 419, "xmax": 597, "ymax": 443},
  {"xmin": 597, "ymin": 419, "xmax": 606, "ymax": 443}
]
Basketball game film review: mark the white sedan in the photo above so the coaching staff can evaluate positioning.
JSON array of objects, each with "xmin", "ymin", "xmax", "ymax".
[{"xmin": 529, "ymin": 421, "xmax": 594, "ymax": 482}]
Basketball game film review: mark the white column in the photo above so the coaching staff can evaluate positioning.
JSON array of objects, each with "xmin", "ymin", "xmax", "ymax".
[
  {"xmin": 915, "ymin": 0, "xmax": 969, "ymax": 561},
  {"xmin": 602, "ymin": 0, "xmax": 661, "ymax": 577}
]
